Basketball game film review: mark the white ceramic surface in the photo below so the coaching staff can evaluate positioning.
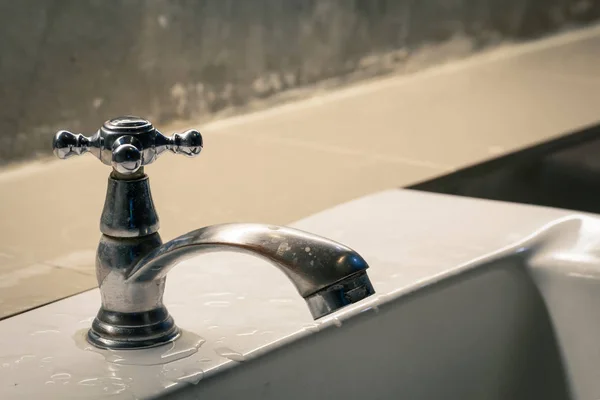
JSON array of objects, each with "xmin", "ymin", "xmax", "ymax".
[{"xmin": 0, "ymin": 189, "xmax": 594, "ymax": 399}]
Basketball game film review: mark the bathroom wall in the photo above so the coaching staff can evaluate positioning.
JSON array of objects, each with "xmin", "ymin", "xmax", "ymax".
[{"xmin": 1, "ymin": 0, "xmax": 599, "ymax": 164}]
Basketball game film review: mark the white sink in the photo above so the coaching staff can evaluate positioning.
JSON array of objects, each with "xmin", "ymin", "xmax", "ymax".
[{"xmin": 1, "ymin": 190, "xmax": 599, "ymax": 399}]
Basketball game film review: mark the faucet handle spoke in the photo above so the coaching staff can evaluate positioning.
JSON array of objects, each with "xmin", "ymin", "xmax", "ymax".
[
  {"xmin": 52, "ymin": 130, "xmax": 100, "ymax": 160},
  {"xmin": 165, "ymin": 129, "xmax": 203, "ymax": 157},
  {"xmin": 53, "ymin": 116, "xmax": 202, "ymax": 175}
]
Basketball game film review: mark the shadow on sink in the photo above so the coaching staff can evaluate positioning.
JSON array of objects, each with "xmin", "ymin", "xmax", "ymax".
[{"xmin": 165, "ymin": 256, "xmax": 569, "ymax": 400}]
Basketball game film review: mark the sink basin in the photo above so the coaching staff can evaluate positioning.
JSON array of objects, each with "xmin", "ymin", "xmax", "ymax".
[
  {"xmin": 177, "ymin": 258, "xmax": 568, "ymax": 400},
  {"xmin": 1, "ymin": 189, "xmax": 599, "ymax": 399}
]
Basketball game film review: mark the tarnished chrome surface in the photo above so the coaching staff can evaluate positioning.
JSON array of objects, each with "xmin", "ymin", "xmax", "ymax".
[
  {"xmin": 92, "ymin": 223, "xmax": 372, "ymax": 349},
  {"xmin": 99, "ymin": 174, "xmax": 160, "ymax": 237},
  {"xmin": 52, "ymin": 116, "xmax": 375, "ymax": 350}
]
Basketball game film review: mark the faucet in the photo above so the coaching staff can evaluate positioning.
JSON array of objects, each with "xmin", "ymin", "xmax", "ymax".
[{"xmin": 52, "ymin": 116, "xmax": 375, "ymax": 350}]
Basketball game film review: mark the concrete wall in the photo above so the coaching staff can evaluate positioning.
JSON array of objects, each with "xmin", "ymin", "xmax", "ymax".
[{"xmin": 1, "ymin": 0, "xmax": 599, "ymax": 164}]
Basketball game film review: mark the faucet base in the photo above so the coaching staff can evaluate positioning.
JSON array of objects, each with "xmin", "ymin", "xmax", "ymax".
[{"xmin": 87, "ymin": 307, "xmax": 180, "ymax": 350}]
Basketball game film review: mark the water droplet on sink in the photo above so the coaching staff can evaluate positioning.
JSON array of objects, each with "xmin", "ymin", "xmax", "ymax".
[
  {"xmin": 73, "ymin": 329, "xmax": 205, "ymax": 366},
  {"xmin": 236, "ymin": 329, "xmax": 258, "ymax": 337},
  {"xmin": 78, "ymin": 316, "xmax": 95, "ymax": 324},
  {"xmin": 14, "ymin": 355, "xmax": 35, "ymax": 364},
  {"xmin": 160, "ymin": 362, "xmax": 205, "ymax": 387},
  {"xmin": 361, "ymin": 305, "xmax": 380, "ymax": 314},
  {"xmin": 51, "ymin": 372, "xmax": 71, "ymax": 379},
  {"xmin": 177, "ymin": 370, "xmax": 204, "ymax": 385},
  {"xmin": 30, "ymin": 329, "xmax": 60, "ymax": 336},
  {"xmin": 48, "ymin": 372, "xmax": 72, "ymax": 385},
  {"xmin": 332, "ymin": 317, "xmax": 342, "ymax": 328},
  {"xmin": 303, "ymin": 323, "xmax": 320, "ymax": 333},
  {"xmin": 215, "ymin": 347, "xmax": 246, "ymax": 362},
  {"xmin": 77, "ymin": 378, "xmax": 97, "ymax": 386},
  {"xmin": 203, "ymin": 300, "xmax": 231, "ymax": 307},
  {"xmin": 268, "ymin": 298, "xmax": 293, "ymax": 304},
  {"xmin": 77, "ymin": 377, "xmax": 128, "ymax": 395},
  {"xmin": 39, "ymin": 356, "xmax": 54, "ymax": 368}
]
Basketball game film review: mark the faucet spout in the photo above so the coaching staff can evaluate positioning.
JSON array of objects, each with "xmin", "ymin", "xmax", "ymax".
[
  {"xmin": 90, "ymin": 223, "xmax": 375, "ymax": 349},
  {"xmin": 128, "ymin": 223, "xmax": 371, "ymax": 296}
]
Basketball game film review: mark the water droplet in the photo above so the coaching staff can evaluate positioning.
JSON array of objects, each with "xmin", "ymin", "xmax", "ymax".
[
  {"xmin": 160, "ymin": 335, "xmax": 206, "ymax": 363},
  {"xmin": 199, "ymin": 358, "xmax": 212, "ymax": 363},
  {"xmin": 14, "ymin": 355, "xmax": 35, "ymax": 364},
  {"xmin": 77, "ymin": 377, "xmax": 128, "ymax": 395},
  {"xmin": 176, "ymin": 369, "xmax": 204, "ymax": 385},
  {"xmin": 203, "ymin": 300, "xmax": 231, "ymax": 307},
  {"xmin": 30, "ymin": 329, "xmax": 60, "ymax": 336},
  {"xmin": 39, "ymin": 356, "xmax": 54, "ymax": 369},
  {"xmin": 51, "ymin": 372, "xmax": 71, "ymax": 380},
  {"xmin": 303, "ymin": 323, "xmax": 320, "ymax": 333},
  {"xmin": 305, "ymin": 247, "xmax": 311, "ymax": 252},
  {"xmin": 332, "ymin": 318, "xmax": 342, "ymax": 328},
  {"xmin": 48, "ymin": 372, "xmax": 72, "ymax": 385},
  {"xmin": 268, "ymin": 298, "xmax": 293, "ymax": 304},
  {"xmin": 236, "ymin": 329, "xmax": 259, "ymax": 337},
  {"xmin": 201, "ymin": 292, "xmax": 233, "ymax": 297},
  {"xmin": 161, "ymin": 363, "xmax": 205, "ymax": 387},
  {"xmin": 377, "ymin": 294, "xmax": 388, "ymax": 303},
  {"xmin": 215, "ymin": 347, "xmax": 246, "ymax": 362}
]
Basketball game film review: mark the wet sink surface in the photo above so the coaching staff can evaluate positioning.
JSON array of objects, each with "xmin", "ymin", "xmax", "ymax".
[{"xmin": 1, "ymin": 190, "xmax": 599, "ymax": 399}]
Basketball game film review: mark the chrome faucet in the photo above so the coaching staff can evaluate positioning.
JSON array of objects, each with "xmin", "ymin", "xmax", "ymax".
[{"xmin": 52, "ymin": 116, "xmax": 375, "ymax": 350}]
